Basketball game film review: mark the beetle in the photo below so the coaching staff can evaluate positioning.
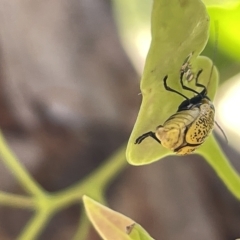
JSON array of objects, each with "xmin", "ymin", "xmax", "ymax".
[{"xmin": 134, "ymin": 68, "xmax": 215, "ymax": 155}]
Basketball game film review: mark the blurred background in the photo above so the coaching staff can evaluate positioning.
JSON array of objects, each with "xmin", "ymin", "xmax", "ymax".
[{"xmin": 0, "ymin": 0, "xmax": 240, "ymax": 239}]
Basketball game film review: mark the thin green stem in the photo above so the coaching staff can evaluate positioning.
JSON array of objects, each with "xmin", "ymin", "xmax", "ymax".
[
  {"xmin": 0, "ymin": 131, "xmax": 46, "ymax": 197},
  {"xmin": 72, "ymin": 205, "xmax": 91, "ymax": 240},
  {"xmin": 18, "ymin": 210, "xmax": 52, "ymax": 240},
  {"xmin": 17, "ymin": 145, "xmax": 127, "ymax": 240},
  {"xmin": 51, "ymin": 145, "xmax": 127, "ymax": 210},
  {"xmin": 0, "ymin": 127, "xmax": 127, "ymax": 240},
  {"xmin": 199, "ymin": 135, "xmax": 240, "ymax": 199},
  {"xmin": 0, "ymin": 191, "xmax": 35, "ymax": 209}
]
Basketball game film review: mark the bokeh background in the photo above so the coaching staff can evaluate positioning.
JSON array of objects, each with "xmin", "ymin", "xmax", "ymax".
[{"xmin": 0, "ymin": 0, "xmax": 240, "ymax": 239}]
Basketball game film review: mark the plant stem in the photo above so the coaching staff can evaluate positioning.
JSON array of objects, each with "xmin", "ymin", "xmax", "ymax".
[
  {"xmin": 18, "ymin": 210, "xmax": 52, "ymax": 240},
  {"xmin": 73, "ymin": 206, "xmax": 91, "ymax": 240},
  {"xmin": 0, "ymin": 131, "xmax": 46, "ymax": 197},
  {"xmin": 0, "ymin": 191, "xmax": 35, "ymax": 209},
  {"xmin": 51, "ymin": 145, "xmax": 127, "ymax": 209},
  {"xmin": 200, "ymin": 135, "xmax": 240, "ymax": 199}
]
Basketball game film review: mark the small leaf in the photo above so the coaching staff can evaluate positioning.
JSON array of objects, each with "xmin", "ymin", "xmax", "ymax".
[
  {"xmin": 83, "ymin": 196, "xmax": 138, "ymax": 240},
  {"xmin": 127, "ymin": 223, "xmax": 155, "ymax": 240}
]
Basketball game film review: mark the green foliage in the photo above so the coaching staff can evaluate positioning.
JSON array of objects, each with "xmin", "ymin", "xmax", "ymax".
[
  {"xmin": 0, "ymin": 0, "xmax": 240, "ymax": 239},
  {"xmin": 208, "ymin": 3, "xmax": 240, "ymax": 61},
  {"xmin": 83, "ymin": 196, "xmax": 154, "ymax": 240},
  {"xmin": 126, "ymin": 0, "xmax": 240, "ymax": 199},
  {"xmin": 113, "ymin": 0, "xmax": 240, "ymax": 79},
  {"xmin": 127, "ymin": 223, "xmax": 154, "ymax": 240},
  {"xmin": 0, "ymin": 130, "xmax": 127, "ymax": 239},
  {"xmin": 126, "ymin": 0, "xmax": 215, "ymax": 164},
  {"xmin": 203, "ymin": 0, "xmax": 240, "ymax": 8}
]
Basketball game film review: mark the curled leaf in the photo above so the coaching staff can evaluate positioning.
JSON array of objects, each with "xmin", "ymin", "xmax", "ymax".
[
  {"xmin": 126, "ymin": 0, "xmax": 240, "ymax": 200},
  {"xmin": 126, "ymin": 0, "xmax": 217, "ymax": 165}
]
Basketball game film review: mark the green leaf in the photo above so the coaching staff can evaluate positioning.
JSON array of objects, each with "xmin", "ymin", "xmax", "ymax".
[
  {"xmin": 83, "ymin": 195, "xmax": 150, "ymax": 240},
  {"xmin": 127, "ymin": 223, "xmax": 155, "ymax": 240},
  {"xmin": 208, "ymin": 4, "xmax": 240, "ymax": 61},
  {"xmin": 203, "ymin": 0, "xmax": 240, "ymax": 8},
  {"xmin": 126, "ymin": 0, "xmax": 216, "ymax": 165},
  {"xmin": 126, "ymin": 0, "xmax": 240, "ymax": 199}
]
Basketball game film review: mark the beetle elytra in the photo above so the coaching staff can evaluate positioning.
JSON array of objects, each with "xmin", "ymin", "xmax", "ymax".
[{"xmin": 135, "ymin": 68, "xmax": 215, "ymax": 155}]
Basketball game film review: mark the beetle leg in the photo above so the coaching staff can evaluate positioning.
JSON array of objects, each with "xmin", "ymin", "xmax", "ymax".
[
  {"xmin": 163, "ymin": 75, "xmax": 189, "ymax": 100},
  {"xmin": 195, "ymin": 69, "xmax": 207, "ymax": 96},
  {"xmin": 179, "ymin": 71, "xmax": 199, "ymax": 95},
  {"xmin": 135, "ymin": 131, "xmax": 161, "ymax": 144}
]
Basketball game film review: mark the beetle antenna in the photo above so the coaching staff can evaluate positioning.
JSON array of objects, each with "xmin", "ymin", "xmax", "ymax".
[{"xmin": 215, "ymin": 121, "xmax": 228, "ymax": 144}]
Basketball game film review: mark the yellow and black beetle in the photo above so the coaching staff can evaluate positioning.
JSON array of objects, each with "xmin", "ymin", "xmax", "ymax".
[{"xmin": 135, "ymin": 69, "xmax": 215, "ymax": 155}]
